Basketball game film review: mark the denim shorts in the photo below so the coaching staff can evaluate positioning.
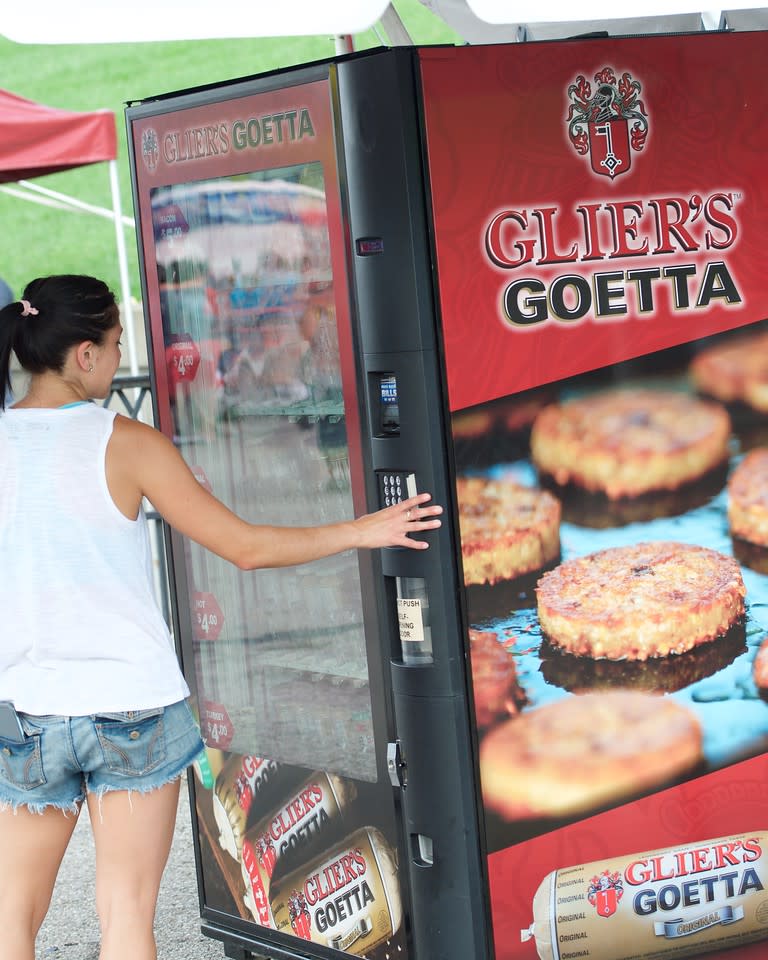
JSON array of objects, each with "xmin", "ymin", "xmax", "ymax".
[{"xmin": 0, "ymin": 699, "xmax": 204, "ymax": 814}]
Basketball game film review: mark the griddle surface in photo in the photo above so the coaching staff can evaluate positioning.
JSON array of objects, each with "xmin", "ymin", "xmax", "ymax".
[{"xmin": 466, "ymin": 456, "xmax": 768, "ymax": 839}]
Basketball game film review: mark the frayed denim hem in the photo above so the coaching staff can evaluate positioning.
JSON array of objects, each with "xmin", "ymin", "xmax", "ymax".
[
  {"xmin": 0, "ymin": 771, "xmax": 188, "ymax": 820},
  {"xmin": 0, "ymin": 796, "xmax": 82, "ymax": 816},
  {"xmin": 86, "ymin": 768, "xmax": 190, "ymax": 821}
]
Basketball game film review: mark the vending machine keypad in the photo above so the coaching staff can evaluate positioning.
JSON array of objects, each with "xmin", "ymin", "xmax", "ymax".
[{"xmin": 377, "ymin": 470, "xmax": 417, "ymax": 508}]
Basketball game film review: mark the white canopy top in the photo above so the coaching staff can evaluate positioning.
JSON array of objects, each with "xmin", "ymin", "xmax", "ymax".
[
  {"xmin": 1, "ymin": 0, "xmax": 767, "ymax": 43},
  {"xmin": 466, "ymin": 0, "xmax": 764, "ymax": 22},
  {"xmin": 0, "ymin": 0, "xmax": 392, "ymax": 42}
]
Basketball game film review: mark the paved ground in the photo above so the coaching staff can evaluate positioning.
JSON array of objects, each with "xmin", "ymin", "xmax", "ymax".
[{"xmin": 36, "ymin": 775, "xmax": 226, "ymax": 960}]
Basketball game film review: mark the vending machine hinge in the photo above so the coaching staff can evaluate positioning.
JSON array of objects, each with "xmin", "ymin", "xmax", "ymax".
[{"xmin": 386, "ymin": 739, "xmax": 407, "ymax": 789}]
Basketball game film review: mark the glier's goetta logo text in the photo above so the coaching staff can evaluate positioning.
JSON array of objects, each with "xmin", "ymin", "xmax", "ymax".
[
  {"xmin": 567, "ymin": 67, "xmax": 649, "ymax": 179},
  {"xmin": 481, "ymin": 58, "xmax": 746, "ymax": 330},
  {"xmin": 140, "ymin": 108, "xmax": 316, "ymax": 172}
]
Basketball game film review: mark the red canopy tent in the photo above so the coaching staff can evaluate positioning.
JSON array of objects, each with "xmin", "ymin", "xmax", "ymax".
[
  {"xmin": 0, "ymin": 88, "xmax": 116, "ymax": 181},
  {"xmin": 0, "ymin": 89, "xmax": 138, "ymax": 371}
]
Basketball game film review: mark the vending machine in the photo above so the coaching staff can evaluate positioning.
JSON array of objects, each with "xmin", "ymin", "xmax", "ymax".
[{"xmin": 126, "ymin": 29, "xmax": 768, "ymax": 960}]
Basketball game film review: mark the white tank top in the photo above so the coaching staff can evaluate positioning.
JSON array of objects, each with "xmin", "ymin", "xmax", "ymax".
[{"xmin": 0, "ymin": 403, "xmax": 190, "ymax": 714}]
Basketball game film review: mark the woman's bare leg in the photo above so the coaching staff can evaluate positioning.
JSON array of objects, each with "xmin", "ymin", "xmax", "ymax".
[
  {"xmin": 87, "ymin": 779, "xmax": 181, "ymax": 960},
  {"xmin": 0, "ymin": 803, "xmax": 81, "ymax": 960}
]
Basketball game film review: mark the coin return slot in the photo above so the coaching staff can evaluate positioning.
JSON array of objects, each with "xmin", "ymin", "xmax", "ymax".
[{"xmin": 411, "ymin": 833, "xmax": 434, "ymax": 867}]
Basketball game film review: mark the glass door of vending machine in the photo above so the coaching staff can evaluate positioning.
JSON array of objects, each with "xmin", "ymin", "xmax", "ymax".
[{"xmin": 127, "ymin": 71, "xmax": 415, "ymax": 960}]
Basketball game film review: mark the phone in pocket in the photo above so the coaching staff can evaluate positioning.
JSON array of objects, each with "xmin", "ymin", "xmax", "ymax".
[{"xmin": 0, "ymin": 701, "xmax": 26, "ymax": 743}]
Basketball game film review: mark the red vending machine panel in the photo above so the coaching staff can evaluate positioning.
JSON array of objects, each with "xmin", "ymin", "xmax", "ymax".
[{"xmin": 420, "ymin": 32, "xmax": 768, "ymax": 960}]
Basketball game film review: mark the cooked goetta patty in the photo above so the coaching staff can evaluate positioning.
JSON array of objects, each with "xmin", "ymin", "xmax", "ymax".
[
  {"xmin": 728, "ymin": 448, "xmax": 768, "ymax": 547},
  {"xmin": 530, "ymin": 389, "xmax": 731, "ymax": 500},
  {"xmin": 536, "ymin": 541, "xmax": 745, "ymax": 661},
  {"xmin": 469, "ymin": 628, "xmax": 527, "ymax": 730},
  {"xmin": 753, "ymin": 635, "xmax": 768, "ymax": 692},
  {"xmin": 457, "ymin": 476, "xmax": 561, "ymax": 586},
  {"xmin": 480, "ymin": 690, "xmax": 703, "ymax": 819},
  {"xmin": 691, "ymin": 330, "xmax": 768, "ymax": 412}
]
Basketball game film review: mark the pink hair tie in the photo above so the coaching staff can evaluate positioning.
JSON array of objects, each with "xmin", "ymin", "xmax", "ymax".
[{"xmin": 19, "ymin": 300, "xmax": 39, "ymax": 317}]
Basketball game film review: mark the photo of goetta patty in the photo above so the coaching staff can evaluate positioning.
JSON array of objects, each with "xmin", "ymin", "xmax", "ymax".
[
  {"xmin": 690, "ymin": 329, "xmax": 768, "ymax": 412},
  {"xmin": 536, "ymin": 541, "xmax": 745, "ymax": 661},
  {"xmin": 469, "ymin": 628, "xmax": 528, "ymax": 731},
  {"xmin": 480, "ymin": 690, "xmax": 703, "ymax": 820},
  {"xmin": 728, "ymin": 448, "xmax": 768, "ymax": 547},
  {"xmin": 451, "ymin": 388, "xmax": 555, "ymax": 469},
  {"xmin": 530, "ymin": 389, "xmax": 731, "ymax": 500},
  {"xmin": 752, "ymin": 636, "xmax": 768, "ymax": 693},
  {"xmin": 457, "ymin": 475, "xmax": 560, "ymax": 586}
]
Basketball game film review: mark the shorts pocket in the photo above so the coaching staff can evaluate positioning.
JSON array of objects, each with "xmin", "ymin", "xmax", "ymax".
[
  {"xmin": 0, "ymin": 732, "xmax": 46, "ymax": 791},
  {"xmin": 95, "ymin": 708, "xmax": 167, "ymax": 776}
]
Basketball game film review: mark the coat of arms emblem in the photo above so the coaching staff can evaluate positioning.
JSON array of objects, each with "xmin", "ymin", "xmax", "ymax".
[
  {"xmin": 587, "ymin": 869, "xmax": 624, "ymax": 917},
  {"xmin": 288, "ymin": 889, "xmax": 312, "ymax": 939},
  {"xmin": 567, "ymin": 67, "xmax": 649, "ymax": 179},
  {"xmin": 141, "ymin": 127, "xmax": 159, "ymax": 172}
]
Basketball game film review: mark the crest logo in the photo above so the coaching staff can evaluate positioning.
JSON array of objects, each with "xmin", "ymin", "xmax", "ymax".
[
  {"xmin": 234, "ymin": 770, "xmax": 254, "ymax": 811},
  {"xmin": 567, "ymin": 67, "xmax": 649, "ymax": 179},
  {"xmin": 587, "ymin": 869, "xmax": 624, "ymax": 918},
  {"xmin": 141, "ymin": 127, "xmax": 160, "ymax": 172},
  {"xmin": 288, "ymin": 888, "xmax": 312, "ymax": 939},
  {"xmin": 257, "ymin": 833, "xmax": 277, "ymax": 877}
]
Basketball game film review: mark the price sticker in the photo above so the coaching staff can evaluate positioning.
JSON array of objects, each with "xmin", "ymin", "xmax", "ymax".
[{"xmin": 191, "ymin": 591, "xmax": 225, "ymax": 641}]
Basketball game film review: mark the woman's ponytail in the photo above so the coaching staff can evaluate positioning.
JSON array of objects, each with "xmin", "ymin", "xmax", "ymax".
[{"xmin": 0, "ymin": 300, "xmax": 27, "ymax": 410}]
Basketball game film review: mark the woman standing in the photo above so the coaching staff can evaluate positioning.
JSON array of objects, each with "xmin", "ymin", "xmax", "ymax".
[{"xmin": 0, "ymin": 275, "xmax": 441, "ymax": 960}]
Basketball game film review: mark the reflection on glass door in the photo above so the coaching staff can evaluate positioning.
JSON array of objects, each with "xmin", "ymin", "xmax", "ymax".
[{"xmin": 151, "ymin": 165, "xmax": 375, "ymax": 782}]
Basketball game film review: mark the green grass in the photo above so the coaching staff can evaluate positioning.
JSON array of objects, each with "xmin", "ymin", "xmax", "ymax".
[{"xmin": 0, "ymin": 1, "xmax": 459, "ymax": 302}]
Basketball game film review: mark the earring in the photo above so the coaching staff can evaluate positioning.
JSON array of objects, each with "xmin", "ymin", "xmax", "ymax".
[{"xmin": 88, "ymin": 364, "xmax": 94, "ymax": 373}]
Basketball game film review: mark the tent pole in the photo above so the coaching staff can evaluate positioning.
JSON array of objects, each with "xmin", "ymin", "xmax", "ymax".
[
  {"xmin": 13, "ymin": 179, "xmax": 134, "ymax": 225},
  {"xmin": 334, "ymin": 34, "xmax": 354, "ymax": 54},
  {"xmin": 108, "ymin": 158, "xmax": 139, "ymax": 376}
]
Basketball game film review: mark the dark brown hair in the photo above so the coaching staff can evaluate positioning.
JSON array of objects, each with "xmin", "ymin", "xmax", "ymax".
[{"xmin": 0, "ymin": 275, "xmax": 119, "ymax": 408}]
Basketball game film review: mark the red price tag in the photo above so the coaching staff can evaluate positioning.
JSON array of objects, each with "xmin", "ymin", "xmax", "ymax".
[
  {"xmin": 166, "ymin": 338, "xmax": 201, "ymax": 385},
  {"xmin": 201, "ymin": 700, "xmax": 233, "ymax": 751},
  {"xmin": 191, "ymin": 591, "xmax": 225, "ymax": 641}
]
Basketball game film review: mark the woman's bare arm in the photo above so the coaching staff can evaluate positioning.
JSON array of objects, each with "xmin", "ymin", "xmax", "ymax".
[{"xmin": 107, "ymin": 416, "xmax": 441, "ymax": 569}]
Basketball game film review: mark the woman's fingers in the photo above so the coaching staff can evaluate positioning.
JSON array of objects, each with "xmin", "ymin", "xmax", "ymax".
[
  {"xmin": 401, "ymin": 492, "xmax": 442, "ymax": 516},
  {"xmin": 356, "ymin": 492, "xmax": 443, "ymax": 550},
  {"xmin": 399, "ymin": 493, "xmax": 442, "ymax": 548}
]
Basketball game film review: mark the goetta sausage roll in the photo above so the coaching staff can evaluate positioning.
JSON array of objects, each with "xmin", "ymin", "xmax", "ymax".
[
  {"xmin": 522, "ymin": 832, "xmax": 768, "ymax": 960},
  {"xmin": 270, "ymin": 826, "xmax": 402, "ymax": 954},
  {"xmin": 213, "ymin": 753, "xmax": 285, "ymax": 861},
  {"xmin": 241, "ymin": 771, "xmax": 356, "ymax": 927}
]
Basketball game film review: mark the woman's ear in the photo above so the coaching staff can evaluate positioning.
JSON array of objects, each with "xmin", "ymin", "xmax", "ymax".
[{"xmin": 74, "ymin": 341, "xmax": 96, "ymax": 373}]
